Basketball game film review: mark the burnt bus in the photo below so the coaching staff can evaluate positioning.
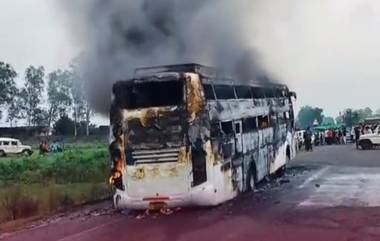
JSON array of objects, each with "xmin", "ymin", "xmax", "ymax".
[{"xmin": 109, "ymin": 63, "xmax": 297, "ymax": 210}]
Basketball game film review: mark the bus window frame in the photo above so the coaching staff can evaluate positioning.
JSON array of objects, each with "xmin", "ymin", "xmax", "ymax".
[
  {"xmin": 235, "ymin": 85, "xmax": 253, "ymax": 99},
  {"xmin": 203, "ymin": 84, "xmax": 217, "ymax": 100},
  {"xmin": 242, "ymin": 117, "xmax": 258, "ymax": 133},
  {"xmin": 251, "ymin": 87, "xmax": 265, "ymax": 99},
  {"xmin": 214, "ymin": 85, "xmax": 237, "ymax": 100},
  {"xmin": 221, "ymin": 121, "xmax": 234, "ymax": 136},
  {"xmin": 258, "ymin": 115, "xmax": 270, "ymax": 129}
]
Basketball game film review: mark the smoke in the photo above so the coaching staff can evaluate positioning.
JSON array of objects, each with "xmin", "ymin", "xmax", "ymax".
[{"xmin": 59, "ymin": 0, "xmax": 271, "ymax": 114}]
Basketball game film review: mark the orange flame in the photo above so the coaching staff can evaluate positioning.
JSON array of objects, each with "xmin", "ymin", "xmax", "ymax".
[{"xmin": 109, "ymin": 158, "xmax": 126, "ymax": 185}]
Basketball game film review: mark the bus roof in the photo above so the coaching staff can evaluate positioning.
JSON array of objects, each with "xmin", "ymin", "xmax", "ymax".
[{"xmin": 133, "ymin": 63, "xmax": 288, "ymax": 89}]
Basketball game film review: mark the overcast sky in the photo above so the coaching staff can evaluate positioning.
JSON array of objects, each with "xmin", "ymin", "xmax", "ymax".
[{"xmin": 1, "ymin": 0, "xmax": 380, "ymax": 126}]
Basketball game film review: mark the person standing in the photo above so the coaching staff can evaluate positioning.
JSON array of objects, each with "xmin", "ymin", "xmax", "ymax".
[
  {"xmin": 327, "ymin": 129, "xmax": 333, "ymax": 145},
  {"xmin": 342, "ymin": 128, "xmax": 347, "ymax": 144},
  {"xmin": 350, "ymin": 127, "xmax": 355, "ymax": 143},
  {"xmin": 355, "ymin": 126, "xmax": 361, "ymax": 149},
  {"xmin": 338, "ymin": 130, "xmax": 343, "ymax": 144},
  {"xmin": 304, "ymin": 127, "xmax": 313, "ymax": 151}
]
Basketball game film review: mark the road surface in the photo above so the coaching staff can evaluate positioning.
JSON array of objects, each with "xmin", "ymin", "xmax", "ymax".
[{"xmin": 2, "ymin": 145, "xmax": 380, "ymax": 241}]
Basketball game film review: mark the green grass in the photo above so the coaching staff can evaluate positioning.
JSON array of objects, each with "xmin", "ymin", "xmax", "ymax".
[
  {"xmin": 0, "ymin": 182, "xmax": 112, "ymax": 223},
  {"xmin": 0, "ymin": 143, "xmax": 112, "ymax": 224},
  {"xmin": 0, "ymin": 145, "xmax": 109, "ymax": 184}
]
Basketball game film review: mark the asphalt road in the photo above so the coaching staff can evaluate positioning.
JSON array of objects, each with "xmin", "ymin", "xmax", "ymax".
[{"xmin": 2, "ymin": 144, "xmax": 380, "ymax": 241}]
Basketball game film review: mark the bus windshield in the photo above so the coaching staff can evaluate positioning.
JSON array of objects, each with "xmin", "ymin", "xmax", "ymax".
[{"xmin": 123, "ymin": 80, "xmax": 184, "ymax": 109}]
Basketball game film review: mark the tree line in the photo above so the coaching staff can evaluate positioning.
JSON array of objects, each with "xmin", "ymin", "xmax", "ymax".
[
  {"xmin": 0, "ymin": 60, "xmax": 92, "ymax": 136},
  {"xmin": 297, "ymin": 105, "xmax": 380, "ymax": 129}
]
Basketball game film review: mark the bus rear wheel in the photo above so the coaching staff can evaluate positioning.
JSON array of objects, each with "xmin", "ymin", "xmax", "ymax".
[
  {"xmin": 276, "ymin": 166, "xmax": 286, "ymax": 177},
  {"xmin": 246, "ymin": 166, "xmax": 257, "ymax": 192}
]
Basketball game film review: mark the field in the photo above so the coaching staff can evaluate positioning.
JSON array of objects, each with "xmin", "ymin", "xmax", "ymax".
[{"xmin": 0, "ymin": 142, "xmax": 111, "ymax": 228}]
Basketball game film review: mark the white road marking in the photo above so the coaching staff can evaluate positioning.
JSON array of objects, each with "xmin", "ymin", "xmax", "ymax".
[
  {"xmin": 57, "ymin": 218, "xmax": 124, "ymax": 241},
  {"xmin": 299, "ymin": 167, "xmax": 380, "ymax": 207},
  {"xmin": 298, "ymin": 166, "xmax": 330, "ymax": 189}
]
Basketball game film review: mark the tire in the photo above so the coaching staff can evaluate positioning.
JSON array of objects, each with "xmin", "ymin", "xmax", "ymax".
[
  {"xmin": 276, "ymin": 165, "xmax": 286, "ymax": 177},
  {"xmin": 360, "ymin": 140, "xmax": 373, "ymax": 150},
  {"xmin": 246, "ymin": 165, "xmax": 257, "ymax": 192},
  {"xmin": 22, "ymin": 149, "xmax": 32, "ymax": 156},
  {"xmin": 0, "ymin": 150, "xmax": 6, "ymax": 157}
]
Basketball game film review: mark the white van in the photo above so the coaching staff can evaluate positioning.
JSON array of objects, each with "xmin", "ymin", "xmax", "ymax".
[{"xmin": 0, "ymin": 138, "xmax": 33, "ymax": 157}]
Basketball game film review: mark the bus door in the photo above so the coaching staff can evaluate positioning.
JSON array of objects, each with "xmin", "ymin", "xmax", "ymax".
[
  {"xmin": 234, "ymin": 120, "xmax": 243, "ymax": 154},
  {"xmin": 191, "ymin": 138, "xmax": 207, "ymax": 187}
]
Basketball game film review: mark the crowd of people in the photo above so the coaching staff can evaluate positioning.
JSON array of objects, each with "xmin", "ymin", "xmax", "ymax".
[
  {"xmin": 298, "ymin": 124, "xmax": 379, "ymax": 152},
  {"xmin": 316, "ymin": 128, "xmax": 347, "ymax": 146},
  {"xmin": 300, "ymin": 127, "xmax": 348, "ymax": 153},
  {"xmin": 39, "ymin": 140, "xmax": 64, "ymax": 154}
]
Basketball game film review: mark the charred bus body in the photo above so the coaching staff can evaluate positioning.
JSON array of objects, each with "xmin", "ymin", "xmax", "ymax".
[{"xmin": 109, "ymin": 64, "xmax": 297, "ymax": 210}]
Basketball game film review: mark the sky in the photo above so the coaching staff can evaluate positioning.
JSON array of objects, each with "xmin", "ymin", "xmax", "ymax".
[{"xmin": 1, "ymin": 0, "xmax": 380, "ymax": 126}]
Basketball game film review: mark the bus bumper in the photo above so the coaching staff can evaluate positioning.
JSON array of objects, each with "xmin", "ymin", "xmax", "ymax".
[{"xmin": 113, "ymin": 183, "xmax": 224, "ymax": 210}]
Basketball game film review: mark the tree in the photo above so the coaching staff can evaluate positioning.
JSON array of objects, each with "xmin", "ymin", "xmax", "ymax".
[
  {"xmin": 321, "ymin": 116, "xmax": 335, "ymax": 125},
  {"xmin": 7, "ymin": 91, "xmax": 24, "ymax": 127},
  {"xmin": 54, "ymin": 115, "xmax": 75, "ymax": 135},
  {"xmin": 340, "ymin": 107, "xmax": 374, "ymax": 127},
  {"xmin": 297, "ymin": 106, "xmax": 324, "ymax": 129},
  {"xmin": 32, "ymin": 108, "xmax": 49, "ymax": 127},
  {"xmin": 341, "ymin": 109, "xmax": 360, "ymax": 127},
  {"xmin": 0, "ymin": 62, "xmax": 17, "ymax": 119},
  {"xmin": 357, "ymin": 107, "xmax": 373, "ymax": 120},
  {"xmin": 363, "ymin": 107, "xmax": 373, "ymax": 118},
  {"xmin": 47, "ymin": 70, "xmax": 73, "ymax": 128},
  {"xmin": 69, "ymin": 58, "xmax": 93, "ymax": 137},
  {"xmin": 21, "ymin": 66, "xmax": 45, "ymax": 127}
]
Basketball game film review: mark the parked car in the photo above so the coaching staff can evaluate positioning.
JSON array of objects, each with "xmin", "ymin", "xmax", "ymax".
[
  {"xmin": 0, "ymin": 138, "xmax": 33, "ymax": 157},
  {"xmin": 358, "ymin": 126, "xmax": 380, "ymax": 150}
]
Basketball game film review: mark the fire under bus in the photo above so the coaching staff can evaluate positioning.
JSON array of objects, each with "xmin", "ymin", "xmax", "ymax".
[{"xmin": 109, "ymin": 63, "xmax": 297, "ymax": 210}]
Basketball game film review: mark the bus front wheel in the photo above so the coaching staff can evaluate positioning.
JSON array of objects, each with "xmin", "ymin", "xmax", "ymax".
[{"xmin": 246, "ymin": 166, "xmax": 257, "ymax": 192}]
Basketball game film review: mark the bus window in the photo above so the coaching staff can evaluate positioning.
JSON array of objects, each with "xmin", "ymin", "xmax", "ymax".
[
  {"xmin": 210, "ymin": 122, "xmax": 221, "ymax": 138},
  {"xmin": 235, "ymin": 86, "xmax": 252, "ymax": 99},
  {"xmin": 274, "ymin": 88, "xmax": 283, "ymax": 98},
  {"xmin": 214, "ymin": 85, "xmax": 236, "ymax": 100},
  {"xmin": 251, "ymin": 87, "xmax": 265, "ymax": 99},
  {"xmin": 221, "ymin": 121, "xmax": 234, "ymax": 135},
  {"xmin": 203, "ymin": 84, "xmax": 216, "ymax": 100},
  {"xmin": 120, "ymin": 80, "xmax": 184, "ymax": 109},
  {"xmin": 235, "ymin": 122, "xmax": 242, "ymax": 134},
  {"xmin": 243, "ymin": 118, "xmax": 257, "ymax": 133},
  {"xmin": 278, "ymin": 113, "xmax": 286, "ymax": 125},
  {"xmin": 264, "ymin": 88, "xmax": 275, "ymax": 98},
  {"xmin": 280, "ymin": 89, "xmax": 287, "ymax": 97},
  {"xmin": 258, "ymin": 116, "xmax": 270, "ymax": 129}
]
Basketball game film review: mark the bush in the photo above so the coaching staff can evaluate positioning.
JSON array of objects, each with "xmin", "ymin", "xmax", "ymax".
[
  {"xmin": 1, "ymin": 186, "xmax": 39, "ymax": 220},
  {"xmin": 54, "ymin": 115, "xmax": 75, "ymax": 135},
  {"xmin": 0, "ymin": 146, "xmax": 109, "ymax": 184},
  {"xmin": 58, "ymin": 193, "xmax": 75, "ymax": 211}
]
